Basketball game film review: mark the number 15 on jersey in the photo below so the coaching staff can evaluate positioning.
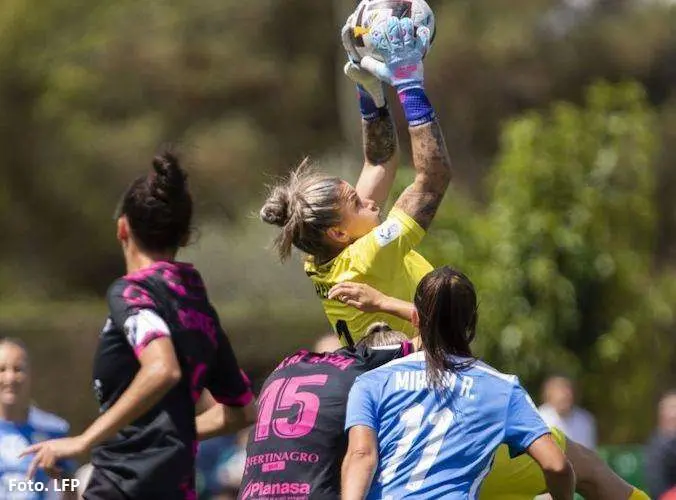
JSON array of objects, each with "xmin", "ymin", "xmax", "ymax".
[{"xmin": 254, "ymin": 375, "xmax": 328, "ymax": 441}]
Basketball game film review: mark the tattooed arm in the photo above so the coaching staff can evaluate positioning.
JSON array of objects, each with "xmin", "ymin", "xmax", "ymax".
[
  {"xmin": 355, "ymin": 109, "xmax": 400, "ymax": 208},
  {"xmin": 393, "ymin": 119, "xmax": 452, "ymax": 230},
  {"xmin": 341, "ymin": 21, "xmax": 401, "ymax": 208},
  {"xmin": 352, "ymin": 16, "xmax": 450, "ymax": 230}
]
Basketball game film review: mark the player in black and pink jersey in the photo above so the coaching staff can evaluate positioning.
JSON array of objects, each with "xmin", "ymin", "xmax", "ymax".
[
  {"xmin": 21, "ymin": 151, "xmax": 256, "ymax": 500},
  {"xmin": 238, "ymin": 324, "xmax": 411, "ymax": 500}
]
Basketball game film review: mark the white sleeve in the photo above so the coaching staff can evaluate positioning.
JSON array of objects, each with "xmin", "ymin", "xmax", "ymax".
[{"xmin": 123, "ymin": 309, "xmax": 171, "ymax": 355}]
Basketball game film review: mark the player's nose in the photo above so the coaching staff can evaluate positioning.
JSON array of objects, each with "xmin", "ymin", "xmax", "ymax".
[{"xmin": 2, "ymin": 369, "xmax": 21, "ymax": 385}]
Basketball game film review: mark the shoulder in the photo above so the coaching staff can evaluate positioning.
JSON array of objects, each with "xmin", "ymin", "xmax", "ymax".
[
  {"xmin": 28, "ymin": 406, "xmax": 70, "ymax": 435},
  {"xmin": 463, "ymin": 360, "xmax": 529, "ymax": 403},
  {"xmin": 372, "ymin": 217, "xmax": 405, "ymax": 248},
  {"xmin": 106, "ymin": 277, "xmax": 130, "ymax": 300},
  {"xmin": 386, "ymin": 208, "xmax": 425, "ymax": 237},
  {"xmin": 360, "ymin": 209, "xmax": 420, "ymax": 250},
  {"xmin": 106, "ymin": 276, "xmax": 157, "ymax": 311},
  {"xmin": 469, "ymin": 360, "xmax": 519, "ymax": 386},
  {"xmin": 106, "ymin": 276, "xmax": 151, "ymax": 300}
]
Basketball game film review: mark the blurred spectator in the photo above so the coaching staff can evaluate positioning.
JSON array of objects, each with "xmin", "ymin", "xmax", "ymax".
[
  {"xmin": 196, "ymin": 427, "xmax": 250, "ymax": 498},
  {"xmin": 214, "ymin": 428, "xmax": 249, "ymax": 493},
  {"xmin": 538, "ymin": 375, "xmax": 597, "ymax": 449},
  {"xmin": 313, "ymin": 333, "xmax": 342, "ymax": 353},
  {"xmin": 0, "ymin": 338, "xmax": 77, "ymax": 499},
  {"xmin": 645, "ymin": 390, "xmax": 676, "ymax": 498}
]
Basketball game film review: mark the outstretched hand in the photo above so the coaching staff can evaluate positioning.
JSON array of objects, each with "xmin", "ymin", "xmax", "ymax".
[
  {"xmin": 342, "ymin": 15, "xmax": 387, "ymax": 108},
  {"xmin": 361, "ymin": 17, "xmax": 430, "ymax": 90},
  {"xmin": 19, "ymin": 436, "xmax": 88, "ymax": 479},
  {"xmin": 329, "ymin": 282, "xmax": 386, "ymax": 313}
]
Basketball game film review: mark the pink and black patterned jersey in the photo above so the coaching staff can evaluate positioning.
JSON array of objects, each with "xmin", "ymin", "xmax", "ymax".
[
  {"xmin": 238, "ymin": 344, "xmax": 410, "ymax": 500},
  {"xmin": 88, "ymin": 261, "xmax": 253, "ymax": 500}
]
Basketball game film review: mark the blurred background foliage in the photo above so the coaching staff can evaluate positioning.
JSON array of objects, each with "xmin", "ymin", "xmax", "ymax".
[
  {"xmin": 422, "ymin": 81, "xmax": 672, "ymax": 443},
  {"xmin": 0, "ymin": 0, "xmax": 675, "ymax": 443}
]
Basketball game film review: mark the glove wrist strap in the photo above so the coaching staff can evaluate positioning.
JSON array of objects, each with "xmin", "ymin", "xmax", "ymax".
[
  {"xmin": 358, "ymin": 84, "xmax": 387, "ymax": 122},
  {"xmin": 397, "ymin": 85, "xmax": 435, "ymax": 126}
]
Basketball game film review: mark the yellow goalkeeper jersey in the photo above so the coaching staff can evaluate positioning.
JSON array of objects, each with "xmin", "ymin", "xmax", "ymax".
[{"xmin": 304, "ymin": 207, "xmax": 433, "ymax": 344}]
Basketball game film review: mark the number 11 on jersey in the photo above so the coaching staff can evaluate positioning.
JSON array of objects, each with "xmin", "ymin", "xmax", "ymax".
[{"xmin": 379, "ymin": 403, "xmax": 454, "ymax": 492}]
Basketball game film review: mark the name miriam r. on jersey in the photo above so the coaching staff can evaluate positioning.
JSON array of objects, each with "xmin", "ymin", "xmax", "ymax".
[{"xmin": 395, "ymin": 371, "xmax": 475, "ymax": 399}]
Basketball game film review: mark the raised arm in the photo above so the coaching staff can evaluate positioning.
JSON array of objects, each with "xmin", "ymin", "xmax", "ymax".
[
  {"xmin": 355, "ymin": 111, "xmax": 399, "ymax": 207},
  {"xmin": 394, "ymin": 119, "xmax": 451, "ymax": 230},
  {"xmin": 342, "ymin": 22, "xmax": 400, "ymax": 207},
  {"xmin": 359, "ymin": 17, "xmax": 452, "ymax": 231}
]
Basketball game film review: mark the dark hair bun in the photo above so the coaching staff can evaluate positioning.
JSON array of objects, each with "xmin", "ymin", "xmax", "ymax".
[
  {"xmin": 118, "ymin": 149, "xmax": 193, "ymax": 252},
  {"xmin": 151, "ymin": 151, "xmax": 187, "ymax": 201},
  {"xmin": 260, "ymin": 186, "xmax": 291, "ymax": 227}
]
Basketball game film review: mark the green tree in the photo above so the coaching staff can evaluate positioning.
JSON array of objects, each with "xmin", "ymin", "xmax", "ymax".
[{"xmin": 422, "ymin": 82, "xmax": 675, "ymax": 443}]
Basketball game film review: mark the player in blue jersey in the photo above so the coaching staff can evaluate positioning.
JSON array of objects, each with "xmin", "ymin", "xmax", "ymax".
[
  {"xmin": 334, "ymin": 280, "xmax": 650, "ymax": 500},
  {"xmin": 0, "ymin": 338, "xmax": 77, "ymax": 500},
  {"xmin": 342, "ymin": 267, "xmax": 575, "ymax": 500}
]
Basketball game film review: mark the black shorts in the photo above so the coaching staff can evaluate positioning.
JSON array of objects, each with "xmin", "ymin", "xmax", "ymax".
[{"xmin": 83, "ymin": 469, "xmax": 128, "ymax": 500}]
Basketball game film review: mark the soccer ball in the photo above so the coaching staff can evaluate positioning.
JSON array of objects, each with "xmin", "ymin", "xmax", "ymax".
[{"xmin": 346, "ymin": 0, "xmax": 436, "ymax": 61}]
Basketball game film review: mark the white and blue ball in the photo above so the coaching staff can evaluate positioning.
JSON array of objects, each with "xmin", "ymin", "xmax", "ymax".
[{"xmin": 347, "ymin": 0, "xmax": 436, "ymax": 61}]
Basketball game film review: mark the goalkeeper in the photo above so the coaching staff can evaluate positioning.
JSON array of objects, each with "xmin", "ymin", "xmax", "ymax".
[
  {"xmin": 261, "ymin": 12, "xmax": 649, "ymax": 500},
  {"xmin": 261, "ymin": 16, "xmax": 443, "ymax": 346}
]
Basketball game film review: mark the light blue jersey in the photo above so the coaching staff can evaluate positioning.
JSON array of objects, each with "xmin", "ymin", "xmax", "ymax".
[
  {"xmin": 0, "ymin": 407, "xmax": 75, "ymax": 500},
  {"xmin": 345, "ymin": 352, "xmax": 550, "ymax": 499}
]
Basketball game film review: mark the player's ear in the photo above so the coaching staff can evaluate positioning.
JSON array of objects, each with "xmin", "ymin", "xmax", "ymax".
[
  {"xmin": 326, "ymin": 226, "xmax": 350, "ymax": 244},
  {"xmin": 411, "ymin": 308, "xmax": 421, "ymax": 330},
  {"xmin": 117, "ymin": 216, "xmax": 131, "ymax": 244}
]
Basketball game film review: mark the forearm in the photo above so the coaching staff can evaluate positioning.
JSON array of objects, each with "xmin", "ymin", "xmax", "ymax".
[
  {"xmin": 363, "ymin": 112, "xmax": 398, "ymax": 166},
  {"xmin": 196, "ymin": 403, "xmax": 253, "ymax": 441},
  {"xmin": 570, "ymin": 441, "xmax": 633, "ymax": 498},
  {"xmin": 544, "ymin": 467, "xmax": 576, "ymax": 500},
  {"xmin": 394, "ymin": 115, "xmax": 452, "ymax": 230},
  {"xmin": 341, "ymin": 453, "xmax": 377, "ymax": 500},
  {"xmin": 409, "ymin": 119, "xmax": 452, "ymax": 192},
  {"xmin": 356, "ymin": 110, "xmax": 399, "ymax": 206},
  {"xmin": 80, "ymin": 364, "xmax": 178, "ymax": 448},
  {"xmin": 195, "ymin": 388, "xmax": 218, "ymax": 416},
  {"xmin": 379, "ymin": 295, "xmax": 415, "ymax": 322}
]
